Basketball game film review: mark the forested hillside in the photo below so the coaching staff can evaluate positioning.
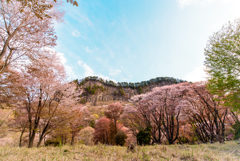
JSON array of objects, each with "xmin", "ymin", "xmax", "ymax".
[{"xmin": 71, "ymin": 76, "xmax": 186, "ymax": 105}]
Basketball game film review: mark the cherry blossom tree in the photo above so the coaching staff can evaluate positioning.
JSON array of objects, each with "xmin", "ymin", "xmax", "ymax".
[
  {"xmin": 143, "ymin": 83, "xmax": 189, "ymax": 144},
  {"xmin": 6, "ymin": 0, "xmax": 77, "ymax": 19},
  {"xmin": 0, "ymin": 0, "xmax": 63, "ymax": 73},
  {"xmin": 93, "ymin": 117, "xmax": 110, "ymax": 144},
  {"xmin": 128, "ymin": 83, "xmax": 190, "ymax": 144},
  {"xmin": 183, "ymin": 82, "xmax": 229, "ymax": 143},
  {"xmin": 122, "ymin": 103, "xmax": 149, "ymax": 137},
  {"xmin": 69, "ymin": 106, "xmax": 83, "ymax": 146},
  {"xmin": 9, "ymin": 50, "xmax": 77, "ymax": 148},
  {"xmin": 104, "ymin": 102, "xmax": 123, "ymax": 144},
  {"xmin": 7, "ymin": 112, "xmax": 28, "ymax": 147}
]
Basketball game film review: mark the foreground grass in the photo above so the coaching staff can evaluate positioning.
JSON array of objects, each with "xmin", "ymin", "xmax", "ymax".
[{"xmin": 0, "ymin": 141, "xmax": 239, "ymax": 161}]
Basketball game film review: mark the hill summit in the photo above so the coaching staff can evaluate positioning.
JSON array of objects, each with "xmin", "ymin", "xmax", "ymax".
[{"xmin": 72, "ymin": 76, "xmax": 186, "ymax": 105}]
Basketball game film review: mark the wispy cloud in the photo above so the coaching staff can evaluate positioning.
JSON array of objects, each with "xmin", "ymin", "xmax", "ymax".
[
  {"xmin": 67, "ymin": 8, "xmax": 93, "ymax": 27},
  {"xmin": 72, "ymin": 30, "xmax": 83, "ymax": 37},
  {"xmin": 96, "ymin": 57, "xmax": 101, "ymax": 62},
  {"xmin": 177, "ymin": 0, "xmax": 213, "ymax": 8},
  {"xmin": 65, "ymin": 65, "xmax": 77, "ymax": 80},
  {"xmin": 177, "ymin": 0, "xmax": 240, "ymax": 8},
  {"xmin": 86, "ymin": 46, "xmax": 93, "ymax": 53},
  {"xmin": 77, "ymin": 59, "xmax": 117, "ymax": 82},
  {"xmin": 183, "ymin": 66, "xmax": 207, "ymax": 82},
  {"xmin": 109, "ymin": 68, "xmax": 121, "ymax": 76},
  {"xmin": 78, "ymin": 60, "xmax": 94, "ymax": 77},
  {"xmin": 109, "ymin": 51, "xmax": 115, "ymax": 58}
]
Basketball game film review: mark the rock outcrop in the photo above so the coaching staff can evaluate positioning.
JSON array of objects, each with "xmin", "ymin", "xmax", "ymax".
[{"xmin": 71, "ymin": 76, "xmax": 186, "ymax": 105}]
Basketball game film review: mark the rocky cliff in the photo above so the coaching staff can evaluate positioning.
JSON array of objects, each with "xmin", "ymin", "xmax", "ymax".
[{"xmin": 71, "ymin": 76, "xmax": 186, "ymax": 105}]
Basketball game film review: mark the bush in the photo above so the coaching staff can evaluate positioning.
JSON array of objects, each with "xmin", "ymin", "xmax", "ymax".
[
  {"xmin": 79, "ymin": 81, "xmax": 85, "ymax": 86},
  {"xmin": 226, "ymin": 134, "xmax": 234, "ymax": 141},
  {"xmin": 232, "ymin": 121, "xmax": 240, "ymax": 140},
  {"xmin": 73, "ymin": 79, "xmax": 78, "ymax": 84},
  {"xmin": 119, "ymin": 88, "xmax": 125, "ymax": 96},
  {"xmin": 45, "ymin": 139, "xmax": 60, "ymax": 147},
  {"xmin": 137, "ymin": 127, "xmax": 151, "ymax": 145},
  {"xmin": 80, "ymin": 99, "xmax": 86, "ymax": 104},
  {"xmin": 178, "ymin": 137, "xmax": 190, "ymax": 144},
  {"xmin": 113, "ymin": 131, "xmax": 127, "ymax": 146},
  {"xmin": 138, "ymin": 87, "xmax": 142, "ymax": 94},
  {"xmin": 89, "ymin": 120, "xmax": 95, "ymax": 128},
  {"xmin": 79, "ymin": 126, "xmax": 95, "ymax": 145},
  {"xmin": 86, "ymin": 85, "xmax": 105, "ymax": 95}
]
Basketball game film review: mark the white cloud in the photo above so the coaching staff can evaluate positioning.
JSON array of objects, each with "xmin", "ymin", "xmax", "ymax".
[
  {"xmin": 78, "ymin": 60, "xmax": 83, "ymax": 65},
  {"xmin": 65, "ymin": 65, "xmax": 77, "ymax": 80},
  {"xmin": 183, "ymin": 66, "xmax": 207, "ymax": 82},
  {"xmin": 86, "ymin": 46, "xmax": 93, "ymax": 53},
  {"xmin": 56, "ymin": 51, "xmax": 77, "ymax": 80},
  {"xmin": 109, "ymin": 68, "xmax": 121, "ymax": 76},
  {"xmin": 78, "ymin": 60, "xmax": 94, "ymax": 77},
  {"xmin": 67, "ymin": 7, "xmax": 93, "ymax": 27},
  {"xmin": 72, "ymin": 30, "xmax": 82, "ymax": 37},
  {"xmin": 97, "ymin": 74, "xmax": 110, "ymax": 81},
  {"xmin": 96, "ymin": 57, "xmax": 101, "ymax": 62},
  {"xmin": 178, "ymin": 0, "xmax": 240, "ymax": 8},
  {"xmin": 109, "ymin": 51, "xmax": 115, "ymax": 58},
  {"xmin": 77, "ymin": 60, "xmax": 117, "ymax": 82},
  {"xmin": 177, "ymin": 0, "xmax": 214, "ymax": 8},
  {"xmin": 56, "ymin": 52, "xmax": 67, "ymax": 65}
]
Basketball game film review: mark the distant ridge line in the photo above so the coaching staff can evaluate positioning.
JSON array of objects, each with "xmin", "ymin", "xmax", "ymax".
[{"xmin": 74, "ymin": 76, "xmax": 186, "ymax": 88}]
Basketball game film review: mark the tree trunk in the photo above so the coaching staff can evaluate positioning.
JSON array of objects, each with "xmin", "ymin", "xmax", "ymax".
[
  {"xmin": 65, "ymin": 134, "xmax": 67, "ymax": 144},
  {"xmin": 62, "ymin": 134, "xmax": 64, "ymax": 145},
  {"xmin": 28, "ymin": 130, "xmax": 36, "ymax": 148},
  {"xmin": 37, "ymin": 135, "xmax": 44, "ymax": 147},
  {"xmin": 71, "ymin": 133, "xmax": 75, "ymax": 146},
  {"xmin": 19, "ymin": 127, "xmax": 26, "ymax": 147}
]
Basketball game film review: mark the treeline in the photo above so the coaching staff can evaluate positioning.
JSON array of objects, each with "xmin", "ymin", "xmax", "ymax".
[
  {"xmin": 1, "ymin": 75, "xmax": 240, "ymax": 147},
  {"xmin": 74, "ymin": 76, "xmax": 186, "ymax": 89}
]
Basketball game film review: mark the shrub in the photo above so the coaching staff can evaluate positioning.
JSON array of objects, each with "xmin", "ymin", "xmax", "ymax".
[
  {"xmin": 80, "ymin": 99, "xmax": 86, "ymax": 104},
  {"xmin": 137, "ymin": 127, "xmax": 151, "ymax": 145},
  {"xmin": 119, "ymin": 88, "xmax": 125, "ymax": 96},
  {"xmin": 232, "ymin": 121, "xmax": 240, "ymax": 140},
  {"xmin": 89, "ymin": 120, "xmax": 95, "ymax": 128},
  {"xmin": 138, "ymin": 87, "xmax": 142, "ymax": 94},
  {"xmin": 86, "ymin": 85, "xmax": 105, "ymax": 95},
  {"xmin": 226, "ymin": 134, "xmax": 234, "ymax": 141},
  {"xmin": 73, "ymin": 79, "xmax": 78, "ymax": 84},
  {"xmin": 45, "ymin": 139, "xmax": 60, "ymax": 147},
  {"xmin": 79, "ymin": 81, "xmax": 85, "ymax": 86},
  {"xmin": 99, "ymin": 85, "xmax": 105, "ymax": 91},
  {"xmin": 86, "ymin": 85, "xmax": 95, "ymax": 94},
  {"xmin": 79, "ymin": 127, "xmax": 95, "ymax": 145},
  {"xmin": 113, "ymin": 131, "xmax": 128, "ymax": 146},
  {"xmin": 178, "ymin": 137, "xmax": 189, "ymax": 144}
]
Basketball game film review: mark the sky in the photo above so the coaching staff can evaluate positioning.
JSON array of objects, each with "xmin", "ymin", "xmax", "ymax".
[{"xmin": 54, "ymin": 0, "xmax": 240, "ymax": 83}]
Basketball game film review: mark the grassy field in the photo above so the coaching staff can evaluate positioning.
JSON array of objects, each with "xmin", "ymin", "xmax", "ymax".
[{"xmin": 0, "ymin": 141, "xmax": 239, "ymax": 161}]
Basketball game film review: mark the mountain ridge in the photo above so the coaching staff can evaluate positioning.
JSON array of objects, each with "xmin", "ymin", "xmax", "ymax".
[{"xmin": 71, "ymin": 76, "xmax": 187, "ymax": 105}]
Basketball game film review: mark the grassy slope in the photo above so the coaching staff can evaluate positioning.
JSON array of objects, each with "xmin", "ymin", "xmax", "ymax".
[{"xmin": 0, "ymin": 141, "xmax": 239, "ymax": 161}]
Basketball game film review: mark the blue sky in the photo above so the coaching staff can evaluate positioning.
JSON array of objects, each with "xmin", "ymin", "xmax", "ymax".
[{"xmin": 54, "ymin": 0, "xmax": 240, "ymax": 83}]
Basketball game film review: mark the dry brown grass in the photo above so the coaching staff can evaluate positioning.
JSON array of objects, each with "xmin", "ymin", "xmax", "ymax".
[{"xmin": 0, "ymin": 141, "xmax": 239, "ymax": 161}]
